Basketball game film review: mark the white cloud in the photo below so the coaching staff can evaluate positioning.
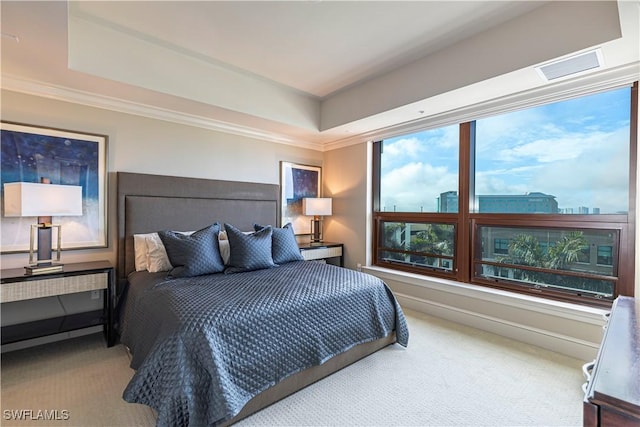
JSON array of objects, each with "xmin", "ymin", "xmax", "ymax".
[
  {"xmin": 381, "ymin": 162, "xmax": 457, "ymax": 211},
  {"xmin": 530, "ymin": 127, "xmax": 629, "ymax": 212},
  {"xmin": 383, "ymin": 136, "xmax": 422, "ymax": 158},
  {"xmin": 497, "ymin": 136, "xmax": 583, "ymax": 163},
  {"xmin": 475, "ymin": 173, "xmax": 529, "ymax": 196}
]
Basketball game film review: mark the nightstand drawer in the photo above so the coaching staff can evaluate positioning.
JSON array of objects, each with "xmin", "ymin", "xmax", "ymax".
[
  {"xmin": 1, "ymin": 272, "xmax": 108, "ymax": 303},
  {"xmin": 301, "ymin": 246, "xmax": 342, "ymax": 261}
]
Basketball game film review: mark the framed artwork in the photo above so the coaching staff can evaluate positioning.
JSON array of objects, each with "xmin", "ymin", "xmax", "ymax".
[
  {"xmin": 280, "ymin": 161, "xmax": 321, "ymax": 235},
  {"xmin": 1, "ymin": 122, "xmax": 108, "ymax": 253}
]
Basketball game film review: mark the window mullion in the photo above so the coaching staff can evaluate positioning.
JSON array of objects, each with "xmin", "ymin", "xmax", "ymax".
[{"xmin": 458, "ymin": 122, "xmax": 473, "ymax": 282}]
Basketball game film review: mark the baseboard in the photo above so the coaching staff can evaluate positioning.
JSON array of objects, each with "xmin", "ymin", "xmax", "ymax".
[
  {"xmin": 364, "ymin": 266, "xmax": 606, "ymax": 361},
  {"xmin": 396, "ymin": 292, "xmax": 600, "ymax": 361}
]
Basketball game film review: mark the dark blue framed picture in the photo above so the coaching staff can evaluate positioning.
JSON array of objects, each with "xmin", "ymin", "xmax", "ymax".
[
  {"xmin": 280, "ymin": 161, "xmax": 321, "ymax": 235},
  {"xmin": 1, "ymin": 122, "xmax": 108, "ymax": 253}
]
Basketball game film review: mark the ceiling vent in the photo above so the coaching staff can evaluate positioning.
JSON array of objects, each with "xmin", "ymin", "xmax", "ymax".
[{"xmin": 535, "ymin": 49, "xmax": 603, "ymax": 81}]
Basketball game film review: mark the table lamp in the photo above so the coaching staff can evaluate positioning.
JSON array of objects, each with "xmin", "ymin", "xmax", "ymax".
[
  {"xmin": 3, "ymin": 180, "xmax": 83, "ymax": 274},
  {"xmin": 302, "ymin": 197, "xmax": 332, "ymax": 243}
]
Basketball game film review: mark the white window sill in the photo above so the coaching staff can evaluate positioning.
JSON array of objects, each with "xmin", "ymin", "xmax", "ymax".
[{"xmin": 363, "ymin": 265, "xmax": 609, "ymax": 325}]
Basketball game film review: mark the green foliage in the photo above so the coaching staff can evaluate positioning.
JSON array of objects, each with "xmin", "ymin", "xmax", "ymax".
[
  {"xmin": 495, "ymin": 231, "xmax": 612, "ymax": 295},
  {"xmin": 547, "ymin": 231, "xmax": 589, "ymax": 269},
  {"xmin": 500, "ymin": 231, "xmax": 588, "ymax": 271},
  {"xmin": 412, "ymin": 224, "xmax": 454, "ymax": 256}
]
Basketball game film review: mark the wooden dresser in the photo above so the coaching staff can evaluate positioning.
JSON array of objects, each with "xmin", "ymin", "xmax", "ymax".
[{"xmin": 583, "ymin": 296, "xmax": 640, "ymax": 426}]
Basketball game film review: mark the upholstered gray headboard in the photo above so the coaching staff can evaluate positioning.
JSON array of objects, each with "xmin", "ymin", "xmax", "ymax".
[{"xmin": 117, "ymin": 172, "xmax": 279, "ymax": 293}]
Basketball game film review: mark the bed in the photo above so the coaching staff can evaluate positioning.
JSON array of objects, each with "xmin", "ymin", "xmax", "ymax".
[{"xmin": 116, "ymin": 172, "xmax": 408, "ymax": 426}]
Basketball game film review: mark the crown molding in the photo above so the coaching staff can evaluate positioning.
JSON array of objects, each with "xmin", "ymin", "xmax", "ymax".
[
  {"xmin": 4, "ymin": 61, "xmax": 637, "ymax": 155},
  {"xmin": 1, "ymin": 74, "xmax": 326, "ymax": 152}
]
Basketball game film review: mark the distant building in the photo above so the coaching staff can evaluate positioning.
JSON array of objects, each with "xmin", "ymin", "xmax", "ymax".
[
  {"xmin": 578, "ymin": 206, "xmax": 589, "ymax": 214},
  {"xmin": 478, "ymin": 192, "xmax": 558, "ymax": 213},
  {"xmin": 438, "ymin": 191, "xmax": 559, "ymax": 213},
  {"xmin": 437, "ymin": 191, "xmax": 458, "ymax": 212}
]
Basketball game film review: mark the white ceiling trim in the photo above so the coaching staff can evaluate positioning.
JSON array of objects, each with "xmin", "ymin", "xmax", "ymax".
[
  {"xmin": 4, "ymin": 59, "xmax": 637, "ymax": 155},
  {"xmin": 323, "ymin": 62, "xmax": 640, "ymax": 152},
  {"xmin": 0, "ymin": 74, "xmax": 326, "ymax": 152}
]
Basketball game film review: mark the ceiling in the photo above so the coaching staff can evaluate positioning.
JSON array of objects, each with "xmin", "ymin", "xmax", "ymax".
[
  {"xmin": 68, "ymin": 1, "xmax": 546, "ymax": 98},
  {"xmin": 1, "ymin": 1, "xmax": 639, "ymax": 150}
]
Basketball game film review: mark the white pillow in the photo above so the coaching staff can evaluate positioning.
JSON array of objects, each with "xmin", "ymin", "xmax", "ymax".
[
  {"xmin": 146, "ymin": 233, "xmax": 173, "ymax": 272},
  {"xmin": 219, "ymin": 239, "xmax": 230, "ymax": 265},
  {"xmin": 133, "ymin": 233, "xmax": 155, "ymax": 271}
]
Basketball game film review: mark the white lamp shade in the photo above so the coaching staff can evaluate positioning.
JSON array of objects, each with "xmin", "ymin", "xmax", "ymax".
[
  {"xmin": 3, "ymin": 182, "xmax": 83, "ymax": 217},
  {"xmin": 302, "ymin": 198, "xmax": 332, "ymax": 216}
]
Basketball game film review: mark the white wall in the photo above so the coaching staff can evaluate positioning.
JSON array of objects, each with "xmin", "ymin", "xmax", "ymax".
[
  {"xmin": 322, "ymin": 142, "xmax": 369, "ymax": 269},
  {"xmin": 0, "ymin": 90, "xmax": 323, "ymax": 269}
]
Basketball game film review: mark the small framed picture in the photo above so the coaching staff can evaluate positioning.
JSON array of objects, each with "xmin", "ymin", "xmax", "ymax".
[{"xmin": 280, "ymin": 161, "xmax": 321, "ymax": 235}]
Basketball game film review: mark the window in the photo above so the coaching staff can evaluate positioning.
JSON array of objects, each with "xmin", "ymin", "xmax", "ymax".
[
  {"xmin": 494, "ymin": 238, "xmax": 509, "ymax": 254},
  {"xmin": 476, "ymin": 226, "xmax": 616, "ymax": 299},
  {"xmin": 474, "ymin": 89, "xmax": 630, "ymax": 215},
  {"xmin": 597, "ymin": 246, "xmax": 613, "ymax": 266},
  {"xmin": 578, "ymin": 246, "xmax": 591, "ymax": 264},
  {"xmin": 373, "ymin": 83, "xmax": 637, "ymax": 307},
  {"xmin": 377, "ymin": 220, "xmax": 455, "ymax": 272},
  {"xmin": 379, "ymin": 125, "xmax": 459, "ymax": 213}
]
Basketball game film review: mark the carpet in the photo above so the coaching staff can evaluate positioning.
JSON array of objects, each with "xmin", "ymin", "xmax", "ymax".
[{"xmin": 1, "ymin": 309, "xmax": 585, "ymax": 426}]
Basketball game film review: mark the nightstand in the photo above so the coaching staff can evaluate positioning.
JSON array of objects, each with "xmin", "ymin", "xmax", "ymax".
[
  {"xmin": 299, "ymin": 242, "xmax": 344, "ymax": 267},
  {"xmin": 1, "ymin": 260, "xmax": 115, "ymax": 347}
]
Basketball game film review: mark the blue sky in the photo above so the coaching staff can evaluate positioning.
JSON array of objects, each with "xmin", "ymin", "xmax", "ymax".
[{"xmin": 381, "ymin": 86, "xmax": 631, "ymax": 214}]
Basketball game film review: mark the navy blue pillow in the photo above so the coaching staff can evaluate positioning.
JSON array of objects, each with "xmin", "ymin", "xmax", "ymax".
[
  {"xmin": 224, "ymin": 223, "xmax": 277, "ymax": 274},
  {"xmin": 254, "ymin": 223, "xmax": 303, "ymax": 264},
  {"xmin": 159, "ymin": 223, "xmax": 224, "ymax": 277}
]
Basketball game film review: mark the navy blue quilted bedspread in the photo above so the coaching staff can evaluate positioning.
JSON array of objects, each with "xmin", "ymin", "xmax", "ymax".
[{"xmin": 120, "ymin": 261, "xmax": 408, "ymax": 427}]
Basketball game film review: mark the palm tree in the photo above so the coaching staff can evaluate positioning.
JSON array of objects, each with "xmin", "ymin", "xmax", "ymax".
[
  {"xmin": 497, "ymin": 231, "xmax": 589, "ymax": 285},
  {"xmin": 507, "ymin": 234, "xmax": 546, "ymax": 267},
  {"xmin": 548, "ymin": 231, "xmax": 588, "ymax": 270}
]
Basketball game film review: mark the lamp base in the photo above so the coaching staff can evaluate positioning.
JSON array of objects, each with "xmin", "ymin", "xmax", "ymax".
[
  {"xmin": 29, "ymin": 223, "xmax": 62, "ymax": 266},
  {"xmin": 310, "ymin": 217, "xmax": 323, "ymax": 243},
  {"xmin": 25, "ymin": 263, "xmax": 63, "ymax": 275}
]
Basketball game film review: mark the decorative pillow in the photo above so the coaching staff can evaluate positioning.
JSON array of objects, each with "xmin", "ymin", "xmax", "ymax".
[
  {"xmin": 219, "ymin": 239, "xmax": 231, "ymax": 265},
  {"xmin": 159, "ymin": 224, "xmax": 224, "ymax": 277},
  {"xmin": 133, "ymin": 233, "xmax": 154, "ymax": 271},
  {"xmin": 254, "ymin": 223, "xmax": 304, "ymax": 264},
  {"xmin": 224, "ymin": 223, "xmax": 276, "ymax": 273},
  {"xmin": 134, "ymin": 231, "xmax": 196, "ymax": 272},
  {"xmin": 145, "ymin": 233, "xmax": 173, "ymax": 273}
]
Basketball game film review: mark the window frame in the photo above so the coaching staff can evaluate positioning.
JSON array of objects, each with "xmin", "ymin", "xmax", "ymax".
[
  {"xmin": 373, "ymin": 212, "xmax": 459, "ymax": 280},
  {"xmin": 469, "ymin": 216, "xmax": 626, "ymax": 306},
  {"xmin": 372, "ymin": 82, "xmax": 638, "ymax": 307}
]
